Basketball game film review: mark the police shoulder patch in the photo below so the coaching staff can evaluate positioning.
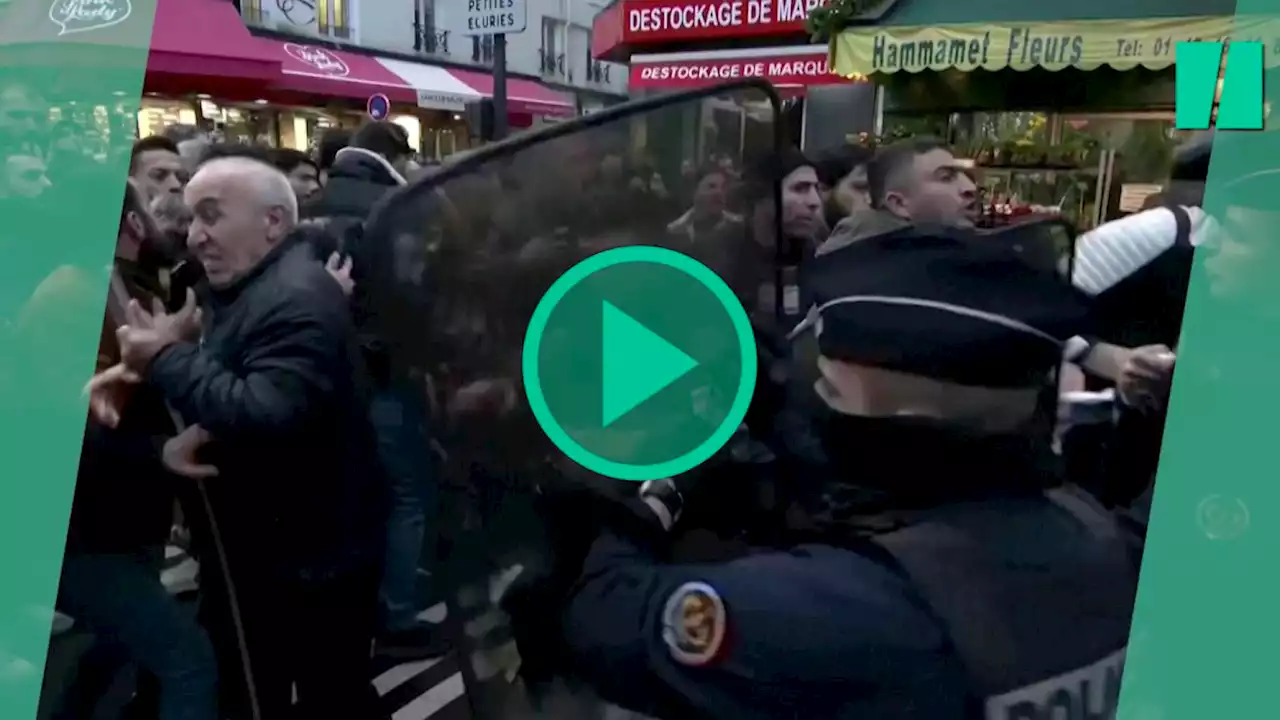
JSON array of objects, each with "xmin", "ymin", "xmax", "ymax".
[{"xmin": 661, "ymin": 581, "xmax": 727, "ymax": 667}]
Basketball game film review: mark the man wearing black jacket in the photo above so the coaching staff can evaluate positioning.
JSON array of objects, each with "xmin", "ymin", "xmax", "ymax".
[
  {"xmin": 59, "ymin": 178, "xmax": 217, "ymax": 720},
  {"xmin": 302, "ymin": 120, "xmax": 410, "ymax": 260},
  {"xmin": 90, "ymin": 156, "xmax": 388, "ymax": 719},
  {"xmin": 304, "ymin": 120, "xmax": 447, "ymax": 657}
]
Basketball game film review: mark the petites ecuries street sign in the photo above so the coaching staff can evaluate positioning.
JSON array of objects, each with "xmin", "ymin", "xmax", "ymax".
[{"xmin": 459, "ymin": 0, "xmax": 526, "ymax": 35}]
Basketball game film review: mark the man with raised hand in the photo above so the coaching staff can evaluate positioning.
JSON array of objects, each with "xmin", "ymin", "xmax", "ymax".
[{"xmin": 88, "ymin": 156, "xmax": 387, "ymax": 720}]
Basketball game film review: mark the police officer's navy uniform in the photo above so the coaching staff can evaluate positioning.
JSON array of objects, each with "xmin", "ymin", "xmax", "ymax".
[{"xmin": 559, "ymin": 227, "xmax": 1140, "ymax": 720}]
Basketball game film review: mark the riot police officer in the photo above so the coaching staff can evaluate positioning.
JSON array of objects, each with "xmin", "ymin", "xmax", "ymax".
[{"xmin": 554, "ymin": 226, "xmax": 1141, "ymax": 720}]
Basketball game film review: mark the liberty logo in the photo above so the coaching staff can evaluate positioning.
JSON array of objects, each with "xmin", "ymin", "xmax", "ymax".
[
  {"xmin": 49, "ymin": 0, "xmax": 131, "ymax": 35},
  {"xmin": 283, "ymin": 43, "xmax": 350, "ymax": 76}
]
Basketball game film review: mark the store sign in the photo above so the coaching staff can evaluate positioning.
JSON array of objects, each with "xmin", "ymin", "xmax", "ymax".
[
  {"xmin": 623, "ymin": 0, "xmax": 821, "ymax": 43},
  {"xmin": 630, "ymin": 48, "xmax": 849, "ymax": 89},
  {"xmin": 283, "ymin": 43, "xmax": 350, "ymax": 77},
  {"xmin": 416, "ymin": 89, "xmax": 470, "ymax": 112},
  {"xmin": 831, "ymin": 15, "xmax": 1280, "ymax": 78},
  {"xmin": 49, "ymin": 0, "xmax": 131, "ymax": 36}
]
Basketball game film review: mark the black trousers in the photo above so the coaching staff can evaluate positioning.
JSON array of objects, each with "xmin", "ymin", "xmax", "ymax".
[{"xmin": 197, "ymin": 552, "xmax": 388, "ymax": 720}]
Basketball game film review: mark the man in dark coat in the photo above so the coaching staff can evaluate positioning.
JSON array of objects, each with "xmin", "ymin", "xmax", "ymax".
[
  {"xmin": 61, "ymin": 177, "xmax": 217, "ymax": 720},
  {"xmin": 302, "ymin": 120, "xmax": 410, "ymax": 257},
  {"xmin": 305, "ymin": 121, "xmax": 450, "ymax": 657},
  {"xmin": 88, "ymin": 156, "xmax": 388, "ymax": 720}
]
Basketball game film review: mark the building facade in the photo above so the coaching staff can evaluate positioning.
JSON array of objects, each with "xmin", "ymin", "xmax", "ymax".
[
  {"xmin": 589, "ymin": 0, "xmax": 877, "ymax": 153},
  {"xmin": 239, "ymin": 0, "xmax": 628, "ymax": 111}
]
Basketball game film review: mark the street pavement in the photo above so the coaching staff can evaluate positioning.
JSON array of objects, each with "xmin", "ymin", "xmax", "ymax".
[
  {"xmin": 40, "ymin": 545, "xmax": 653, "ymax": 720},
  {"xmin": 40, "ymin": 546, "xmax": 517, "ymax": 720}
]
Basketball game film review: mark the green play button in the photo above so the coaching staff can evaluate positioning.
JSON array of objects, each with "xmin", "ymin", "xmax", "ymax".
[
  {"xmin": 600, "ymin": 301, "xmax": 698, "ymax": 428},
  {"xmin": 522, "ymin": 246, "xmax": 757, "ymax": 482}
]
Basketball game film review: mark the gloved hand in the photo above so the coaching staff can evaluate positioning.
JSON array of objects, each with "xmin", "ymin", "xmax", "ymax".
[{"xmin": 500, "ymin": 461, "xmax": 668, "ymax": 701}]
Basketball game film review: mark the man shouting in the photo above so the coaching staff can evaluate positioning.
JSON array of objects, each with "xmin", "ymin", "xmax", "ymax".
[{"xmin": 90, "ymin": 156, "xmax": 387, "ymax": 720}]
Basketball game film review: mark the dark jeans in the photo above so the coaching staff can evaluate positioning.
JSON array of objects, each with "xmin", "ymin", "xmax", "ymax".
[
  {"xmin": 370, "ymin": 386, "xmax": 439, "ymax": 631},
  {"xmin": 200, "ymin": 557, "xmax": 386, "ymax": 720},
  {"xmin": 56, "ymin": 551, "xmax": 217, "ymax": 720}
]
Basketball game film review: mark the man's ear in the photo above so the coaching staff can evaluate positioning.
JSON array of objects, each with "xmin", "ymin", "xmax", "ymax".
[
  {"xmin": 125, "ymin": 211, "xmax": 146, "ymax": 242},
  {"xmin": 881, "ymin": 190, "xmax": 910, "ymax": 220},
  {"xmin": 264, "ymin": 206, "xmax": 290, "ymax": 242}
]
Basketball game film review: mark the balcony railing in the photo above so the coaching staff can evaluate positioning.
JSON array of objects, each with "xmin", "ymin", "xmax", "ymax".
[
  {"xmin": 472, "ymin": 35, "xmax": 494, "ymax": 64},
  {"xmin": 539, "ymin": 49, "xmax": 566, "ymax": 78},
  {"xmin": 586, "ymin": 61, "xmax": 612, "ymax": 85},
  {"xmin": 413, "ymin": 24, "xmax": 450, "ymax": 55}
]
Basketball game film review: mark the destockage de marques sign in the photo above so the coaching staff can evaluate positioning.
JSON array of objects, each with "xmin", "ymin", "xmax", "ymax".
[
  {"xmin": 830, "ymin": 15, "xmax": 1280, "ymax": 78},
  {"xmin": 624, "ymin": 0, "xmax": 825, "ymax": 42},
  {"xmin": 630, "ymin": 46, "xmax": 849, "ymax": 88}
]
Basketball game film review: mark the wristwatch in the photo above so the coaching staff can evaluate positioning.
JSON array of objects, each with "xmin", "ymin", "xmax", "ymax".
[{"xmin": 639, "ymin": 478, "xmax": 685, "ymax": 530}]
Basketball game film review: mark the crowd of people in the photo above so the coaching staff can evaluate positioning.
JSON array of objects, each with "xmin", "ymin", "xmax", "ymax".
[{"xmin": 0, "ymin": 77, "xmax": 1219, "ymax": 720}]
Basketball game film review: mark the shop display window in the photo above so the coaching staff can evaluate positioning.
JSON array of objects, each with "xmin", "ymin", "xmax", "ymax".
[
  {"xmin": 200, "ymin": 101, "xmax": 278, "ymax": 147},
  {"xmin": 137, "ymin": 99, "xmax": 197, "ymax": 139}
]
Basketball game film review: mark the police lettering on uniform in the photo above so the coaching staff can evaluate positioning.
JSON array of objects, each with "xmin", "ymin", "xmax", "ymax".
[{"xmin": 556, "ymin": 226, "xmax": 1140, "ymax": 719}]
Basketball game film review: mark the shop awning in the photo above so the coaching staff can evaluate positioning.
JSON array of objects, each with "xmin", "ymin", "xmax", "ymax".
[
  {"xmin": 0, "ymin": 0, "xmax": 278, "ymax": 81},
  {"xmin": 446, "ymin": 68, "xmax": 577, "ymax": 117},
  {"xmin": 631, "ymin": 45, "xmax": 855, "ymax": 91},
  {"xmin": 374, "ymin": 58, "xmax": 484, "ymax": 112},
  {"xmin": 148, "ymin": 0, "xmax": 279, "ymax": 80},
  {"xmin": 260, "ymin": 39, "xmax": 418, "ymax": 103},
  {"xmin": 831, "ymin": 15, "xmax": 1280, "ymax": 78}
]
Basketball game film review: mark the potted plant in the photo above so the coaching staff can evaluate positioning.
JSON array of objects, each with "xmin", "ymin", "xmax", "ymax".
[{"xmin": 972, "ymin": 141, "xmax": 994, "ymax": 165}]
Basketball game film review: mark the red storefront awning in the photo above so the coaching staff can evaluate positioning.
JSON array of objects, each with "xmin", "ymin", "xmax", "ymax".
[
  {"xmin": 147, "ymin": 0, "xmax": 279, "ymax": 81},
  {"xmin": 261, "ymin": 40, "xmax": 418, "ymax": 104},
  {"xmin": 446, "ymin": 68, "xmax": 576, "ymax": 117},
  {"xmin": 630, "ymin": 46, "xmax": 857, "ymax": 91}
]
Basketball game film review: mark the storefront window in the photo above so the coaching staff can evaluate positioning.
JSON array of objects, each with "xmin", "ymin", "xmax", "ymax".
[
  {"xmin": 200, "ymin": 101, "xmax": 278, "ymax": 147},
  {"xmin": 137, "ymin": 98, "xmax": 197, "ymax": 139},
  {"xmin": 391, "ymin": 114, "xmax": 422, "ymax": 155},
  {"xmin": 416, "ymin": 110, "xmax": 471, "ymax": 161},
  {"xmin": 47, "ymin": 100, "xmax": 131, "ymax": 160},
  {"xmin": 879, "ymin": 113, "xmax": 949, "ymax": 144},
  {"xmin": 277, "ymin": 110, "xmax": 350, "ymax": 153},
  {"xmin": 1060, "ymin": 114, "xmax": 1177, "ymax": 184}
]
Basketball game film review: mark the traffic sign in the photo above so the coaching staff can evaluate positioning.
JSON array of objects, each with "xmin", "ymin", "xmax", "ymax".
[
  {"xmin": 522, "ymin": 246, "xmax": 757, "ymax": 482},
  {"xmin": 366, "ymin": 93, "xmax": 390, "ymax": 120},
  {"xmin": 459, "ymin": 0, "xmax": 526, "ymax": 35}
]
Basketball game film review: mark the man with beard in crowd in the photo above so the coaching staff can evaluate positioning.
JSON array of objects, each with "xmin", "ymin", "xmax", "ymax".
[
  {"xmin": 130, "ymin": 136, "xmax": 187, "ymax": 202},
  {"xmin": 87, "ymin": 156, "xmax": 388, "ymax": 720},
  {"xmin": 63, "ymin": 177, "xmax": 217, "ymax": 720},
  {"xmin": 711, "ymin": 148, "xmax": 823, "ymax": 329},
  {"xmin": 814, "ymin": 144, "xmax": 873, "ymax": 231}
]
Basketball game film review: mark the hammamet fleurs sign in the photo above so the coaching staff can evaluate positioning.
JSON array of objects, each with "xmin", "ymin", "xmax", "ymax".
[{"xmin": 829, "ymin": 15, "xmax": 1280, "ymax": 78}]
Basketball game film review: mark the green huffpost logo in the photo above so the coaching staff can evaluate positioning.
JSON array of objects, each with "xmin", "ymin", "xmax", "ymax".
[{"xmin": 1175, "ymin": 41, "xmax": 1266, "ymax": 131}]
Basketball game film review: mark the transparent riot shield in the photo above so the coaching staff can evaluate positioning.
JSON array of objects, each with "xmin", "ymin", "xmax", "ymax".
[{"xmin": 359, "ymin": 80, "xmax": 783, "ymax": 719}]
